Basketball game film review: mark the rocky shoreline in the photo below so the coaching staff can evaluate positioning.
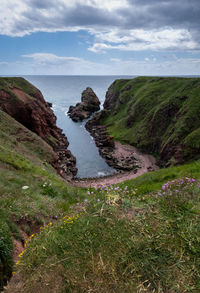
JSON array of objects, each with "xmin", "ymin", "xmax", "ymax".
[
  {"xmin": 85, "ymin": 112, "xmax": 139, "ymax": 172},
  {"xmin": 72, "ymin": 141, "xmax": 159, "ymax": 188}
]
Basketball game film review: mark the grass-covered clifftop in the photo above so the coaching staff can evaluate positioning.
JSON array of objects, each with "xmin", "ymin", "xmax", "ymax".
[
  {"xmin": 0, "ymin": 108, "xmax": 84, "ymax": 289},
  {"xmin": 1, "ymin": 77, "xmax": 200, "ymax": 292},
  {"xmin": 100, "ymin": 76, "xmax": 200, "ymax": 166}
]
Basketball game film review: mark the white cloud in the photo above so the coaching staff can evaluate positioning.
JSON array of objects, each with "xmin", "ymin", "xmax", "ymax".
[
  {"xmin": 1, "ymin": 52, "xmax": 200, "ymax": 76},
  {"xmin": 23, "ymin": 53, "xmax": 82, "ymax": 65},
  {"xmin": 77, "ymin": 0, "xmax": 129, "ymax": 11},
  {"xmin": 0, "ymin": 0, "xmax": 199, "ymax": 53},
  {"xmin": 88, "ymin": 28, "xmax": 198, "ymax": 52},
  {"xmin": 0, "ymin": 0, "xmax": 127, "ymax": 37},
  {"xmin": 21, "ymin": 52, "xmax": 110, "ymax": 74}
]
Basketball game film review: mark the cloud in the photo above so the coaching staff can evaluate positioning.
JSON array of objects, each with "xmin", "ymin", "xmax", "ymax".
[
  {"xmin": 0, "ymin": 0, "xmax": 200, "ymax": 52},
  {"xmin": 88, "ymin": 28, "xmax": 198, "ymax": 52},
  {"xmin": 0, "ymin": 52, "xmax": 195, "ymax": 75},
  {"xmin": 0, "ymin": 52, "xmax": 200, "ymax": 75},
  {"xmin": 21, "ymin": 52, "xmax": 110, "ymax": 74},
  {"xmin": 23, "ymin": 53, "xmax": 82, "ymax": 65}
]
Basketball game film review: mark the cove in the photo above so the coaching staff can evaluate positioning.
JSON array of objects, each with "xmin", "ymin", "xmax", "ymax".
[{"xmin": 24, "ymin": 75, "xmax": 135, "ymax": 178}]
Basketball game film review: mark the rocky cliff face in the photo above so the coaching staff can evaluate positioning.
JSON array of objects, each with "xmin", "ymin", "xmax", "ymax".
[
  {"xmin": 0, "ymin": 77, "xmax": 77, "ymax": 179},
  {"xmin": 68, "ymin": 87, "xmax": 100, "ymax": 122}
]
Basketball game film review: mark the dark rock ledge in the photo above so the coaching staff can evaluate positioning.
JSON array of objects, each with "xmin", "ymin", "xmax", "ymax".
[
  {"xmin": 85, "ymin": 112, "xmax": 139, "ymax": 172},
  {"xmin": 68, "ymin": 87, "xmax": 100, "ymax": 122}
]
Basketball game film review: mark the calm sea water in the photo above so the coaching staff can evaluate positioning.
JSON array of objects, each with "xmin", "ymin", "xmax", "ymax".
[{"xmin": 24, "ymin": 75, "xmax": 135, "ymax": 178}]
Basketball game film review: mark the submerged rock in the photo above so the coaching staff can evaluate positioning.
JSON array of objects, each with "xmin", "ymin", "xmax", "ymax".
[{"xmin": 68, "ymin": 87, "xmax": 100, "ymax": 122}]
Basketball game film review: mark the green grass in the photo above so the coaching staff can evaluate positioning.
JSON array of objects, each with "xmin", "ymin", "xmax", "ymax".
[
  {"xmin": 0, "ymin": 77, "xmax": 37, "ymax": 100},
  {"xmin": 118, "ymin": 159, "xmax": 200, "ymax": 196},
  {"xmin": 1, "ymin": 76, "xmax": 200, "ymax": 292},
  {"xmin": 0, "ymin": 220, "xmax": 13, "ymax": 290},
  {"xmin": 13, "ymin": 177, "xmax": 200, "ymax": 292},
  {"xmin": 0, "ymin": 109, "xmax": 86, "ymax": 288},
  {"xmin": 101, "ymin": 77, "xmax": 200, "ymax": 165}
]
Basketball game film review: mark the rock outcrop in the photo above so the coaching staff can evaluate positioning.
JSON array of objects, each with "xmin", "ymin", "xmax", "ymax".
[
  {"xmin": 68, "ymin": 87, "xmax": 100, "ymax": 122},
  {"xmin": 0, "ymin": 77, "xmax": 77, "ymax": 179},
  {"xmin": 85, "ymin": 112, "xmax": 139, "ymax": 172}
]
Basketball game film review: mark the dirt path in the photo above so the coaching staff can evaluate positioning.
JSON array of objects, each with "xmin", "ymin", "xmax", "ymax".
[{"xmin": 72, "ymin": 142, "xmax": 159, "ymax": 188}]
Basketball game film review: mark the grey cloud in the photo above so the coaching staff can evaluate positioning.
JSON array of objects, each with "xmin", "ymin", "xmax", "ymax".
[
  {"xmin": 19, "ymin": 1, "xmax": 119, "ymax": 31},
  {"xmin": 30, "ymin": 0, "xmax": 56, "ymax": 9},
  {"xmin": 64, "ymin": 5, "xmax": 119, "ymax": 27},
  {"xmin": 1, "ymin": 0, "xmax": 200, "ymax": 51},
  {"xmin": 123, "ymin": 0, "xmax": 200, "ymax": 30}
]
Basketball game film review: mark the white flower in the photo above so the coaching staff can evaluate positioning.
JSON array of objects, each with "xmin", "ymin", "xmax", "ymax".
[{"xmin": 22, "ymin": 186, "xmax": 29, "ymax": 190}]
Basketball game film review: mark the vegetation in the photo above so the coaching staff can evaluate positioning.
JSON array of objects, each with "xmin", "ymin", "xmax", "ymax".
[
  {"xmin": 0, "ymin": 77, "xmax": 38, "ymax": 101},
  {"xmin": 1, "ymin": 77, "xmax": 200, "ymax": 292},
  {"xmin": 0, "ymin": 109, "xmax": 85, "ymax": 290},
  {"xmin": 100, "ymin": 77, "xmax": 200, "ymax": 165},
  {"xmin": 9, "ymin": 176, "xmax": 200, "ymax": 292}
]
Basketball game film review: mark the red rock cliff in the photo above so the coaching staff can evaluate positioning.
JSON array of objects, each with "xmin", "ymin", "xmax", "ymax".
[{"xmin": 0, "ymin": 77, "xmax": 77, "ymax": 179}]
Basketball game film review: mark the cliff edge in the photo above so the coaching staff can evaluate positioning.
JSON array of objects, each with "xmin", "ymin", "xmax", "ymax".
[
  {"xmin": 0, "ymin": 77, "xmax": 77, "ymax": 179},
  {"xmin": 86, "ymin": 76, "xmax": 200, "ymax": 166}
]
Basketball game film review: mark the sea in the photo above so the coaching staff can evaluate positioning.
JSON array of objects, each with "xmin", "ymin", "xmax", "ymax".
[{"xmin": 24, "ymin": 75, "xmax": 135, "ymax": 178}]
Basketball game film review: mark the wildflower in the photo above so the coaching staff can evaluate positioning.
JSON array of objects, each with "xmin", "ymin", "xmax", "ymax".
[
  {"xmin": 158, "ymin": 191, "xmax": 162, "ymax": 196},
  {"xmin": 22, "ymin": 186, "xmax": 29, "ymax": 190},
  {"xmin": 97, "ymin": 199, "xmax": 100, "ymax": 202}
]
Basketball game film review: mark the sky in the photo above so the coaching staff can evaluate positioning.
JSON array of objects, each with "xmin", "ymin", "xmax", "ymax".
[{"xmin": 0, "ymin": 0, "xmax": 200, "ymax": 75}]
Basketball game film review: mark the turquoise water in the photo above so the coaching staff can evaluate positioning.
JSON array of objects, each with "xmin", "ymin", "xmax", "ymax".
[{"xmin": 24, "ymin": 75, "xmax": 135, "ymax": 178}]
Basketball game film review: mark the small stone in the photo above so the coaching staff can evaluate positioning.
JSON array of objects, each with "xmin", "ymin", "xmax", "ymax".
[{"xmin": 22, "ymin": 186, "xmax": 29, "ymax": 190}]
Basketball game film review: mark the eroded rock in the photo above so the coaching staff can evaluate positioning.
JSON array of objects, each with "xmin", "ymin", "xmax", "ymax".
[
  {"xmin": 0, "ymin": 78, "xmax": 77, "ymax": 179},
  {"xmin": 68, "ymin": 87, "xmax": 100, "ymax": 122}
]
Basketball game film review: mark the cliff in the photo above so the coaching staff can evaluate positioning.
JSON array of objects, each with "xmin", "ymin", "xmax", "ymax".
[
  {"xmin": 0, "ymin": 77, "xmax": 77, "ymax": 178},
  {"xmin": 87, "ymin": 77, "xmax": 200, "ymax": 166}
]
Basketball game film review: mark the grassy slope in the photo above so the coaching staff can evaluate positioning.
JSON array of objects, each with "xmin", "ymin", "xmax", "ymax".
[
  {"xmin": 12, "ymin": 171, "xmax": 200, "ymax": 293},
  {"xmin": 101, "ymin": 77, "xmax": 200, "ymax": 165},
  {"xmin": 1, "ymin": 77, "xmax": 200, "ymax": 292},
  {"xmin": 0, "ymin": 77, "xmax": 38, "ymax": 99},
  {"xmin": 0, "ymin": 109, "xmax": 85, "ymax": 289}
]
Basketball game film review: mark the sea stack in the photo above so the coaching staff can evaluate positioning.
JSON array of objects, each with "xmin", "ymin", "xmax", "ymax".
[{"xmin": 68, "ymin": 87, "xmax": 100, "ymax": 122}]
